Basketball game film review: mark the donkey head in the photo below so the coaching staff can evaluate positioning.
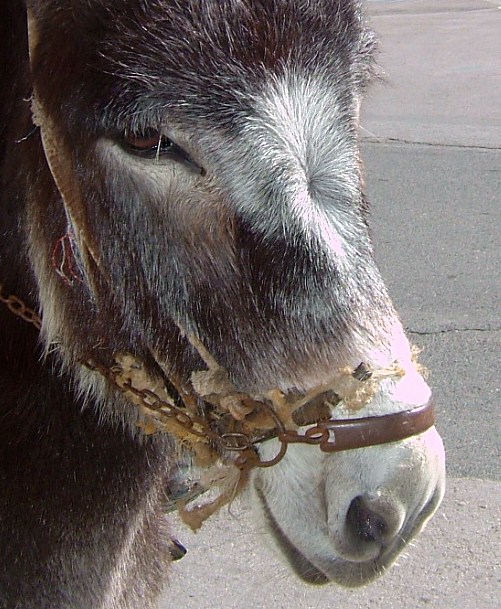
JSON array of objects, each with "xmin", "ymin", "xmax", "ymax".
[{"xmin": 25, "ymin": 0, "xmax": 445, "ymax": 586}]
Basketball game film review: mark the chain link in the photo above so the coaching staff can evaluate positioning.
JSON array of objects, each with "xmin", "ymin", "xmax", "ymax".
[
  {"xmin": 84, "ymin": 357, "xmax": 290, "ymax": 469},
  {"xmin": 0, "ymin": 282, "xmax": 42, "ymax": 331},
  {"xmin": 85, "ymin": 359, "xmax": 211, "ymax": 439},
  {"xmin": 0, "ymin": 284, "xmax": 282, "ymax": 468}
]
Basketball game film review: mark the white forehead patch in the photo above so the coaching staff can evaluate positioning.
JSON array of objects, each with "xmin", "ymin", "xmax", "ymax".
[{"xmin": 242, "ymin": 71, "xmax": 362, "ymax": 261}]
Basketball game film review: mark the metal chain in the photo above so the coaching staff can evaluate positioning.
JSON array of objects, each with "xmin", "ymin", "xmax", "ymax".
[
  {"xmin": 0, "ymin": 282, "xmax": 42, "ymax": 331},
  {"xmin": 85, "ymin": 358, "xmax": 212, "ymax": 440},
  {"xmin": 0, "ymin": 283, "xmax": 286, "ymax": 468},
  {"xmin": 84, "ymin": 357, "xmax": 290, "ymax": 469}
]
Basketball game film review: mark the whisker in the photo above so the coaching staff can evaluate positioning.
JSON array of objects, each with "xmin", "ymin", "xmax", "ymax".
[{"xmin": 359, "ymin": 123, "xmax": 383, "ymax": 141}]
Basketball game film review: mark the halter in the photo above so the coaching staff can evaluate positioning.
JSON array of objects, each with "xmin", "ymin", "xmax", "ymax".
[
  {"xmin": 1, "ymin": 279, "xmax": 436, "ymax": 529},
  {"xmin": 6, "ymin": 11, "xmax": 436, "ymax": 527},
  {"xmin": 0, "ymin": 282, "xmax": 435, "ymax": 467}
]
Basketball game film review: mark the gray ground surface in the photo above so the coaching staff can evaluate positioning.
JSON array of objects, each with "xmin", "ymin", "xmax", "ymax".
[
  {"xmin": 362, "ymin": 0, "xmax": 501, "ymax": 148},
  {"xmin": 161, "ymin": 2, "xmax": 501, "ymax": 607},
  {"xmin": 365, "ymin": 142, "xmax": 501, "ymax": 481}
]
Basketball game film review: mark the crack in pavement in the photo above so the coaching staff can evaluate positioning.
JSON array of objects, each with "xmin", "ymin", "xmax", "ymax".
[
  {"xmin": 361, "ymin": 135, "xmax": 501, "ymax": 151},
  {"xmin": 408, "ymin": 327, "xmax": 501, "ymax": 335}
]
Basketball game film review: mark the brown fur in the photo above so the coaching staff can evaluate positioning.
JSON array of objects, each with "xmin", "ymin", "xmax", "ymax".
[{"xmin": 0, "ymin": 1, "xmax": 397, "ymax": 607}]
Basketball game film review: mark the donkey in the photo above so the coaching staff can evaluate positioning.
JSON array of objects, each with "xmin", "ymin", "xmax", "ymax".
[{"xmin": 0, "ymin": 1, "xmax": 446, "ymax": 607}]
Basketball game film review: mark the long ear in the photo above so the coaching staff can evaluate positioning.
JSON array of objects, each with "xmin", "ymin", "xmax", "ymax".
[{"xmin": 26, "ymin": 8, "xmax": 105, "ymax": 282}]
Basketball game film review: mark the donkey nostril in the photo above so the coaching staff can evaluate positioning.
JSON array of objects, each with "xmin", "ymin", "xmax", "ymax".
[{"xmin": 346, "ymin": 496, "xmax": 388, "ymax": 544}]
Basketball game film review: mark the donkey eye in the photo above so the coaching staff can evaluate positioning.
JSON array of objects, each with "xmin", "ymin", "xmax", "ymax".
[
  {"xmin": 120, "ymin": 131, "xmax": 205, "ymax": 175},
  {"xmin": 122, "ymin": 132, "xmax": 174, "ymax": 156}
]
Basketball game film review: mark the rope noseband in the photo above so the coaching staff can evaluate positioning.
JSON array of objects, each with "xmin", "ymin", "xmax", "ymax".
[{"xmin": 0, "ymin": 282, "xmax": 436, "ymax": 468}]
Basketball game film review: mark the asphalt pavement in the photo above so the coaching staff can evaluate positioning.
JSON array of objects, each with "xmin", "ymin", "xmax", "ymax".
[{"xmin": 161, "ymin": 2, "xmax": 501, "ymax": 608}]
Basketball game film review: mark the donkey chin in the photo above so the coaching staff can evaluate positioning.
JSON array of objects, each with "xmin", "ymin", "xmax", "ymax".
[{"xmin": 248, "ymin": 371, "xmax": 446, "ymax": 587}]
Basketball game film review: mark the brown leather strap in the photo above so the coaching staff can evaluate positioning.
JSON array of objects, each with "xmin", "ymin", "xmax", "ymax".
[{"xmin": 279, "ymin": 401, "xmax": 436, "ymax": 453}]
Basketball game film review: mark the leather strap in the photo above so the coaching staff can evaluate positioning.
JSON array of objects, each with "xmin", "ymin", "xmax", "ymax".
[{"xmin": 279, "ymin": 401, "xmax": 436, "ymax": 452}]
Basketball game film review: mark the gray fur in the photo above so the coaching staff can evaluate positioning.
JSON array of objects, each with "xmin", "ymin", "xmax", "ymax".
[{"xmin": 0, "ymin": 1, "xmax": 444, "ymax": 608}]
